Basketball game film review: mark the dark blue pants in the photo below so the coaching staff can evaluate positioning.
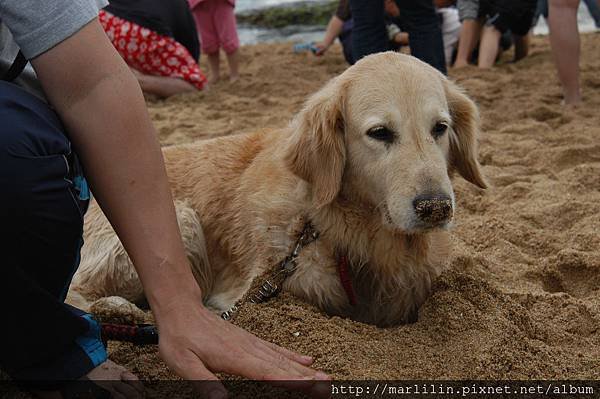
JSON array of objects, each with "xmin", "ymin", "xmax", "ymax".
[
  {"xmin": 349, "ymin": 0, "xmax": 447, "ymax": 74},
  {"xmin": 0, "ymin": 82, "xmax": 106, "ymax": 389}
]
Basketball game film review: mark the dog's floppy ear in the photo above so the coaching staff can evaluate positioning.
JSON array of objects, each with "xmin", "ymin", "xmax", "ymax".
[
  {"xmin": 285, "ymin": 78, "xmax": 346, "ymax": 208},
  {"xmin": 444, "ymin": 80, "xmax": 488, "ymax": 189}
]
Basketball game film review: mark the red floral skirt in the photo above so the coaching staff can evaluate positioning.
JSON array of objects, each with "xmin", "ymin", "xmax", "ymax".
[{"xmin": 99, "ymin": 10, "xmax": 207, "ymax": 90}]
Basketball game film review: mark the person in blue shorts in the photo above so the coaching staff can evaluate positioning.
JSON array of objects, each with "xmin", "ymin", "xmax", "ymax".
[{"xmin": 0, "ymin": 1, "xmax": 329, "ymax": 398}]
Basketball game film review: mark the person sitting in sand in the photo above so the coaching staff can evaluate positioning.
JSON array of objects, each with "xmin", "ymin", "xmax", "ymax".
[
  {"xmin": 0, "ymin": 0, "xmax": 328, "ymax": 397},
  {"xmin": 100, "ymin": 0, "xmax": 208, "ymax": 97},
  {"xmin": 188, "ymin": 0, "xmax": 240, "ymax": 83}
]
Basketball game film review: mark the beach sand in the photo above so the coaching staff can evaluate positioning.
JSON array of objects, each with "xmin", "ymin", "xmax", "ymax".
[
  {"xmin": 4, "ymin": 34, "xmax": 599, "ymax": 398},
  {"xmin": 117, "ymin": 34, "xmax": 600, "ymax": 383}
]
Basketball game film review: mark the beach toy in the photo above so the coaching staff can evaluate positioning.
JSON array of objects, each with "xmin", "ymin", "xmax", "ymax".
[{"xmin": 293, "ymin": 42, "xmax": 318, "ymax": 54}]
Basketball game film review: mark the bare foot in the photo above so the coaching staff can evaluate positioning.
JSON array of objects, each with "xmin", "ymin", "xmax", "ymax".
[
  {"xmin": 453, "ymin": 59, "xmax": 469, "ymax": 69},
  {"xmin": 229, "ymin": 74, "xmax": 239, "ymax": 83},
  {"xmin": 33, "ymin": 360, "xmax": 144, "ymax": 399},
  {"xmin": 561, "ymin": 93, "xmax": 582, "ymax": 107}
]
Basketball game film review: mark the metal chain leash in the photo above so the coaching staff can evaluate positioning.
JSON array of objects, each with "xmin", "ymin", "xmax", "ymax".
[
  {"xmin": 221, "ymin": 222, "xmax": 320, "ymax": 321},
  {"xmin": 99, "ymin": 222, "xmax": 320, "ymax": 345}
]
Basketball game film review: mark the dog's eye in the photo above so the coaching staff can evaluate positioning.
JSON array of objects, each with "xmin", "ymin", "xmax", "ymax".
[
  {"xmin": 431, "ymin": 122, "xmax": 448, "ymax": 139},
  {"xmin": 367, "ymin": 126, "xmax": 395, "ymax": 143}
]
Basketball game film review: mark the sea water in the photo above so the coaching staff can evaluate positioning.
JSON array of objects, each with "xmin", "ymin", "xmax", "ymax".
[
  {"xmin": 236, "ymin": 0, "xmax": 325, "ymax": 45},
  {"xmin": 237, "ymin": 0, "xmax": 315, "ymax": 10}
]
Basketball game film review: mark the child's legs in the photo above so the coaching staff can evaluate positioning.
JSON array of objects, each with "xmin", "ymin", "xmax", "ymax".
[
  {"xmin": 207, "ymin": 52, "xmax": 221, "ymax": 83},
  {"xmin": 513, "ymin": 33, "xmax": 531, "ymax": 61},
  {"xmin": 455, "ymin": 18, "xmax": 482, "ymax": 67},
  {"xmin": 192, "ymin": 2, "xmax": 221, "ymax": 81},
  {"xmin": 454, "ymin": 0, "xmax": 481, "ymax": 67},
  {"xmin": 477, "ymin": 24, "xmax": 501, "ymax": 68},
  {"xmin": 225, "ymin": 51, "xmax": 239, "ymax": 81},
  {"xmin": 495, "ymin": 0, "xmax": 536, "ymax": 62},
  {"xmin": 213, "ymin": 1, "xmax": 240, "ymax": 77}
]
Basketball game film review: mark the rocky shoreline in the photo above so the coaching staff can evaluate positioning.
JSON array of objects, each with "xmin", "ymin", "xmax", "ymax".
[{"xmin": 236, "ymin": 0, "xmax": 336, "ymax": 29}]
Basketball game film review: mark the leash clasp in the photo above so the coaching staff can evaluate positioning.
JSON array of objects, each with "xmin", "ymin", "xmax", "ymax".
[{"xmin": 220, "ymin": 221, "xmax": 320, "ymax": 321}]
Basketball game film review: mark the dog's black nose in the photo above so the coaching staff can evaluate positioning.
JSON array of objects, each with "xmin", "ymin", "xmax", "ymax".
[{"xmin": 413, "ymin": 195, "xmax": 453, "ymax": 225}]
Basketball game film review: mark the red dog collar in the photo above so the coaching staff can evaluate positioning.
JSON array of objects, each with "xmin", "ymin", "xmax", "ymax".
[{"xmin": 338, "ymin": 254, "xmax": 357, "ymax": 306}]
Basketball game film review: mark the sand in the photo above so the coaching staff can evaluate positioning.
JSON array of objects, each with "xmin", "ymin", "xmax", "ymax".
[
  {"xmin": 117, "ymin": 35, "xmax": 600, "ymax": 382},
  {"xmin": 3, "ymin": 34, "xmax": 599, "ymax": 398}
]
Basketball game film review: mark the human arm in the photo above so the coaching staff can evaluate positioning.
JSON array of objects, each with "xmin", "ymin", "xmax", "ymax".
[
  {"xmin": 386, "ymin": 23, "xmax": 409, "ymax": 46},
  {"xmin": 384, "ymin": 0, "xmax": 400, "ymax": 17},
  {"xmin": 477, "ymin": 25, "xmax": 501, "ymax": 68},
  {"xmin": 393, "ymin": 31, "xmax": 409, "ymax": 45},
  {"xmin": 30, "ymin": 18, "xmax": 328, "ymax": 397},
  {"xmin": 314, "ymin": 15, "xmax": 344, "ymax": 55},
  {"xmin": 130, "ymin": 67, "xmax": 199, "ymax": 97},
  {"xmin": 435, "ymin": 0, "xmax": 456, "ymax": 7}
]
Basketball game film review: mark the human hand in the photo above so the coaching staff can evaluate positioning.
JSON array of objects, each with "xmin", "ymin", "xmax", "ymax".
[
  {"xmin": 156, "ymin": 298, "xmax": 331, "ymax": 398},
  {"xmin": 384, "ymin": 0, "xmax": 400, "ymax": 17},
  {"xmin": 314, "ymin": 42, "xmax": 329, "ymax": 56},
  {"xmin": 434, "ymin": 0, "xmax": 456, "ymax": 8}
]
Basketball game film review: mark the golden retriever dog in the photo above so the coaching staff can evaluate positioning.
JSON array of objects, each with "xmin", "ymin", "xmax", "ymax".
[{"xmin": 67, "ymin": 52, "xmax": 487, "ymax": 327}]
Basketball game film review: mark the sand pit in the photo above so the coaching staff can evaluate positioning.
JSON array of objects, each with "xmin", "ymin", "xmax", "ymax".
[
  {"xmin": 114, "ymin": 35, "xmax": 600, "ymax": 383},
  {"xmin": 3, "ymin": 34, "xmax": 598, "ymax": 398}
]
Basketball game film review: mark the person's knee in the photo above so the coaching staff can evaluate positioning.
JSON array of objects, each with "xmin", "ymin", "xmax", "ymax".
[
  {"xmin": 222, "ymin": 41, "xmax": 239, "ymax": 55},
  {"xmin": 0, "ymin": 84, "xmax": 69, "ymax": 161},
  {"xmin": 202, "ymin": 42, "xmax": 220, "ymax": 55},
  {"xmin": 0, "ymin": 127, "xmax": 68, "ymax": 166},
  {"xmin": 0, "ymin": 83, "xmax": 73, "ymax": 214},
  {"xmin": 482, "ymin": 24, "xmax": 502, "ymax": 37}
]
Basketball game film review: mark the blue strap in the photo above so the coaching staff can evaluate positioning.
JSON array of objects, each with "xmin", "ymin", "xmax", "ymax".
[
  {"xmin": 73, "ymin": 175, "xmax": 90, "ymax": 201},
  {"xmin": 75, "ymin": 314, "xmax": 108, "ymax": 368}
]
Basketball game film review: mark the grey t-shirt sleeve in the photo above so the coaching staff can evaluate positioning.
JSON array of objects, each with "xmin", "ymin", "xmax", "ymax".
[{"xmin": 0, "ymin": 0, "xmax": 108, "ymax": 59}]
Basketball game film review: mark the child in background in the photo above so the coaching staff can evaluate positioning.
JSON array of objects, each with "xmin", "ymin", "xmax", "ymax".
[{"xmin": 189, "ymin": 0, "xmax": 240, "ymax": 83}]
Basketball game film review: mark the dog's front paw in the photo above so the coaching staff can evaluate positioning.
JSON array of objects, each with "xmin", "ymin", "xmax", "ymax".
[{"xmin": 90, "ymin": 296, "xmax": 147, "ymax": 325}]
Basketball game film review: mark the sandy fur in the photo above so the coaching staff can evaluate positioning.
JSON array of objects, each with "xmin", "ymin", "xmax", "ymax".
[{"xmin": 68, "ymin": 52, "xmax": 486, "ymax": 327}]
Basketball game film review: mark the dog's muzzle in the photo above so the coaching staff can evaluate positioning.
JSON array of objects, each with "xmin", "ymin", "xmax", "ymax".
[{"xmin": 413, "ymin": 195, "xmax": 453, "ymax": 226}]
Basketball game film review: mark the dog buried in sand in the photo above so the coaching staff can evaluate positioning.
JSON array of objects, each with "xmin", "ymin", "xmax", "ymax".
[{"xmin": 68, "ymin": 52, "xmax": 487, "ymax": 327}]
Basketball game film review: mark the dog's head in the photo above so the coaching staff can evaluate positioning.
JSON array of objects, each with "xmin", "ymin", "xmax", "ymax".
[{"xmin": 286, "ymin": 52, "xmax": 487, "ymax": 233}]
